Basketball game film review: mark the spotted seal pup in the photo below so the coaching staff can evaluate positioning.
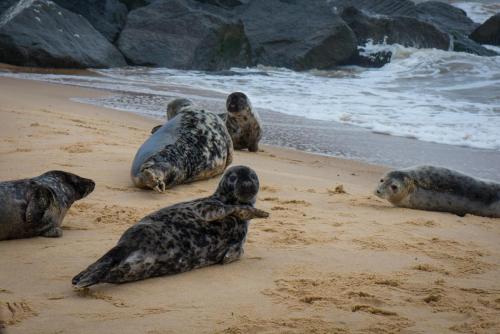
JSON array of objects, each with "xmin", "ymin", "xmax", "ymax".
[
  {"xmin": 72, "ymin": 166, "xmax": 269, "ymax": 287},
  {"xmin": 225, "ymin": 92, "xmax": 262, "ymax": 152},
  {"xmin": 151, "ymin": 98, "xmax": 195, "ymax": 134},
  {"xmin": 0, "ymin": 171, "xmax": 95, "ymax": 240},
  {"xmin": 132, "ymin": 100, "xmax": 234, "ymax": 192},
  {"xmin": 375, "ymin": 165, "xmax": 500, "ymax": 217}
]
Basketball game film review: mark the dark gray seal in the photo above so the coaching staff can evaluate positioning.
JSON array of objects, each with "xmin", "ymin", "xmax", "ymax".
[
  {"xmin": 226, "ymin": 92, "xmax": 262, "ymax": 152},
  {"xmin": 151, "ymin": 98, "xmax": 195, "ymax": 134},
  {"xmin": 72, "ymin": 165, "xmax": 269, "ymax": 288},
  {"xmin": 375, "ymin": 165, "xmax": 500, "ymax": 218},
  {"xmin": 0, "ymin": 171, "xmax": 95, "ymax": 240},
  {"xmin": 132, "ymin": 103, "xmax": 234, "ymax": 192}
]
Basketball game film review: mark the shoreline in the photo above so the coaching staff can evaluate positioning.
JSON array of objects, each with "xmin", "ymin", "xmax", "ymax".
[
  {"xmin": 1, "ymin": 76, "xmax": 499, "ymax": 333},
  {"xmin": 1, "ymin": 68, "xmax": 498, "ymax": 181}
]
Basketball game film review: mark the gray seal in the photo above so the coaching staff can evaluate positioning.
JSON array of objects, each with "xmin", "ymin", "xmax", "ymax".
[
  {"xmin": 375, "ymin": 165, "xmax": 500, "ymax": 218},
  {"xmin": 132, "ymin": 102, "xmax": 234, "ymax": 192},
  {"xmin": 151, "ymin": 98, "xmax": 195, "ymax": 134},
  {"xmin": 0, "ymin": 171, "xmax": 95, "ymax": 240},
  {"xmin": 226, "ymin": 92, "xmax": 262, "ymax": 152},
  {"xmin": 72, "ymin": 165, "xmax": 269, "ymax": 288}
]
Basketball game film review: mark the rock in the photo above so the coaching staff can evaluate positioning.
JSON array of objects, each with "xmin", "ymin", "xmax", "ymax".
[
  {"xmin": 117, "ymin": 0, "xmax": 252, "ymax": 70},
  {"xmin": 416, "ymin": 1, "xmax": 478, "ymax": 36},
  {"xmin": 341, "ymin": 6, "xmax": 449, "ymax": 50},
  {"xmin": 330, "ymin": 0, "xmax": 417, "ymax": 17},
  {"xmin": 347, "ymin": 50, "xmax": 393, "ymax": 68},
  {"xmin": 470, "ymin": 13, "xmax": 500, "ymax": 46},
  {"xmin": 118, "ymin": 0, "xmax": 154, "ymax": 11},
  {"xmin": 237, "ymin": 0, "xmax": 358, "ymax": 70},
  {"xmin": 0, "ymin": 0, "xmax": 18, "ymax": 16},
  {"xmin": 53, "ymin": 0, "xmax": 128, "ymax": 42},
  {"xmin": 416, "ymin": 1, "xmax": 496, "ymax": 56},
  {"xmin": 194, "ymin": 0, "xmax": 244, "ymax": 9},
  {"xmin": 0, "ymin": 0, "xmax": 126, "ymax": 68}
]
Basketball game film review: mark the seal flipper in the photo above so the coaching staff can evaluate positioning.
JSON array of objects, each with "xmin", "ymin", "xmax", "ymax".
[
  {"xmin": 221, "ymin": 243, "xmax": 244, "ymax": 264},
  {"xmin": 151, "ymin": 125, "xmax": 162, "ymax": 134},
  {"xmin": 25, "ymin": 184, "xmax": 53, "ymax": 225},
  {"xmin": 195, "ymin": 200, "xmax": 269, "ymax": 222},
  {"xmin": 72, "ymin": 245, "xmax": 128, "ymax": 288}
]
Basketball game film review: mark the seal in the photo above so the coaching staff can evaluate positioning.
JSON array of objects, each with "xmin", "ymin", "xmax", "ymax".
[
  {"xmin": 0, "ymin": 171, "xmax": 95, "ymax": 240},
  {"xmin": 151, "ymin": 98, "xmax": 195, "ymax": 134},
  {"xmin": 132, "ymin": 102, "xmax": 234, "ymax": 192},
  {"xmin": 72, "ymin": 165, "xmax": 269, "ymax": 287},
  {"xmin": 375, "ymin": 165, "xmax": 500, "ymax": 218},
  {"xmin": 225, "ymin": 92, "xmax": 262, "ymax": 152}
]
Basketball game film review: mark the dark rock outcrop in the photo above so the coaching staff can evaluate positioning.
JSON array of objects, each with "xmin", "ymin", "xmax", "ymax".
[
  {"xmin": 0, "ymin": 0, "xmax": 126, "ymax": 68},
  {"xmin": 330, "ymin": 0, "xmax": 417, "ymax": 17},
  {"xmin": 341, "ymin": 6, "xmax": 450, "ymax": 50},
  {"xmin": 117, "ymin": 0, "xmax": 252, "ymax": 70},
  {"xmin": 415, "ymin": 1, "xmax": 495, "ymax": 56},
  {"xmin": 416, "ymin": 1, "xmax": 477, "ymax": 35},
  {"xmin": 236, "ymin": 0, "xmax": 358, "ymax": 70},
  {"xmin": 470, "ymin": 13, "xmax": 500, "ymax": 46},
  {"xmin": 53, "ymin": 0, "xmax": 128, "ymax": 42},
  {"xmin": 0, "ymin": 0, "xmax": 18, "ymax": 16}
]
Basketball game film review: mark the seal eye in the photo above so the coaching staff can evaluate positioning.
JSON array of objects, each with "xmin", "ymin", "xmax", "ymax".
[
  {"xmin": 380, "ymin": 179, "xmax": 384, "ymax": 183},
  {"xmin": 229, "ymin": 174, "xmax": 237, "ymax": 183}
]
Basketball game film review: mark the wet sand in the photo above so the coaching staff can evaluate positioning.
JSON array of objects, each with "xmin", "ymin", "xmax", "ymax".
[{"xmin": 0, "ymin": 77, "xmax": 499, "ymax": 334}]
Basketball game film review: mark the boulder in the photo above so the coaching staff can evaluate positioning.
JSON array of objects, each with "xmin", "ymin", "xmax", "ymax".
[
  {"xmin": 118, "ymin": 0, "xmax": 154, "ymax": 11},
  {"xmin": 0, "ymin": 0, "xmax": 126, "ymax": 68},
  {"xmin": 236, "ymin": 0, "xmax": 358, "ymax": 70},
  {"xmin": 0, "ymin": 0, "xmax": 18, "ymax": 16},
  {"xmin": 341, "ymin": 6, "xmax": 450, "ymax": 50},
  {"xmin": 416, "ymin": 1, "xmax": 496, "ymax": 56},
  {"xmin": 117, "ymin": 0, "xmax": 252, "ymax": 70},
  {"xmin": 470, "ymin": 13, "xmax": 500, "ymax": 46},
  {"xmin": 330, "ymin": 0, "xmax": 417, "ymax": 17},
  {"xmin": 53, "ymin": 0, "xmax": 128, "ymax": 42},
  {"xmin": 416, "ymin": 1, "xmax": 477, "ymax": 35}
]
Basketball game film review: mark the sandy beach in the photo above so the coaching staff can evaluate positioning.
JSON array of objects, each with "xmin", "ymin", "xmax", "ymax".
[{"xmin": 0, "ymin": 76, "xmax": 499, "ymax": 333}]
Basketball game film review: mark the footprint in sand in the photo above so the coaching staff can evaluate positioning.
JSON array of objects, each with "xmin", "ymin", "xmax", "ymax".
[
  {"xmin": 61, "ymin": 142, "xmax": 93, "ymax": 154},
  {"xmin": 0, "ymin": 301, "xmax": 38, "ymax": 326}
]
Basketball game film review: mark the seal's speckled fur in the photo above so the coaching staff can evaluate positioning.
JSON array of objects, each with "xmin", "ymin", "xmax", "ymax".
[
  {"xmin": 72, "ymin": 166, "xmax": 268, "ymax": 288},
  {"xmin": 132, "ymin": 103, "xmax": 233, "ymax": 192},
  {"xmin": 226, "ymin": 92, "xmax": 262, "ymax": 152},
  {"xmin": 0, "ymin": 171, "xmax": 95, "ymax": 240},
  {"xmin": 375, "ymin": 165, "xmax": 500, "ymax": 217}
]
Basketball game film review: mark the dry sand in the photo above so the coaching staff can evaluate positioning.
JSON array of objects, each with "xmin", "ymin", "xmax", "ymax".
[{"xmin": 0, "ymin": 77, "xmax": 499, "ymax": 334}]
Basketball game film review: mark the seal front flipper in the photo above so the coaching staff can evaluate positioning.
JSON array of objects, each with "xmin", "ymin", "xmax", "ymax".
[
  {"xmin": 25, "ymin": 184, "xmax": 53, "ymax": 225},
  {"xmin": 221, "ymin": 243, "xmax": 244, "ymax": 264},
  {"xmin": 227, "ymin": 206, "xmax": 269, "ymax": 220},
  {"xmin": 151, "ymin": 125, "xmax": 162, "ymax": 134}
]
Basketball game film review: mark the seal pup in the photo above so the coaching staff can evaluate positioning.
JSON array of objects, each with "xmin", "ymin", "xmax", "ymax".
[
  {"xmin": 72, "ymin": 166, "xmax": 269, "ymax": 287},
  {"xmin": 151, "ymin": 98, "xmax": 195, "ymax": 134},
  {"xmin": 132, "ymin": 101, "xmax": 234, "ymax": 192},
  {"xmin": 225, "ymin": 92, "xmax": 262, "ymax": 152},
  {"xmin": 0, "ymin": 171, "xmax": 95, "ymax": 240},
  {"xmin": 375, "ymin": 165, "xmax": 500, "ymax": 218}
]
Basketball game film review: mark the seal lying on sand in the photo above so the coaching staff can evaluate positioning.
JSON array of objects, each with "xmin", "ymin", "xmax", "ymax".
[
  {"xmin": 375, "ymin": 165, "xmax": 500, "ymax": 217},
  {"xmin": 226, "ymin": 92, "xmax": 262, "ymax": 152},
  {"xmin": 151, "ymin": 98, "xmax": 194, "ymax": 134},
  {"xmin": 72, "ymin": 166, "xmax": 269, "ymax": 287},
  {"xmin": 132, "ymin": 100, "xmax": 233, "ymax": 192},
  {"xmin": 0, "ymin": 171, "xmax": 95, "ymax": 240}
]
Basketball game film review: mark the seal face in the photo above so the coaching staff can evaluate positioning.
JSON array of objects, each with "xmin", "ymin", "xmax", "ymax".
[
  {"xmin": 132, "ymin": 104, "xmax": 234, "ymax": 192},
  {"xmin": 0, "ymin": 171, "xmax": 95, "ymax": 240},
  {"xmin": 375, "ymin": 165, "xmax": 500, "ymax": 217},
  {"xmin": 72, "ymin": 166, "xmax": 269, "ymax": 288},
  {"xmin": 225, "ymin": 92, "xmax": 263, "ymax": 152}
]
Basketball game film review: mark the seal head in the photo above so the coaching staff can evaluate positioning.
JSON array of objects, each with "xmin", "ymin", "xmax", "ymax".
[
  {"xmin": 375, "ymin": 171, "xmax": 412, "ymax": 204},
  {"xmin": 226, "ymin": 92, "xmax": 250, "ymax": 114},
  {"xmin": 167, "ymin": 98, "xmax": 194, "ymax": 120},
  {"xmin": 214, "ymin": 165, "xmax": 259, "ymax": 205}
]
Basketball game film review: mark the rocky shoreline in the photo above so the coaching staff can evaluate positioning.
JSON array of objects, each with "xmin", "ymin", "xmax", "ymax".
[{"xmin": 0, "ymin": 0, "xmax": 498, "ymax": 70}]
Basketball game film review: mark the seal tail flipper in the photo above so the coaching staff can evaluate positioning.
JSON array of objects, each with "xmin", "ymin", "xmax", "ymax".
[{"xmin": 72, "ymin": 245, "xmax": 127, "ymax": 288}]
